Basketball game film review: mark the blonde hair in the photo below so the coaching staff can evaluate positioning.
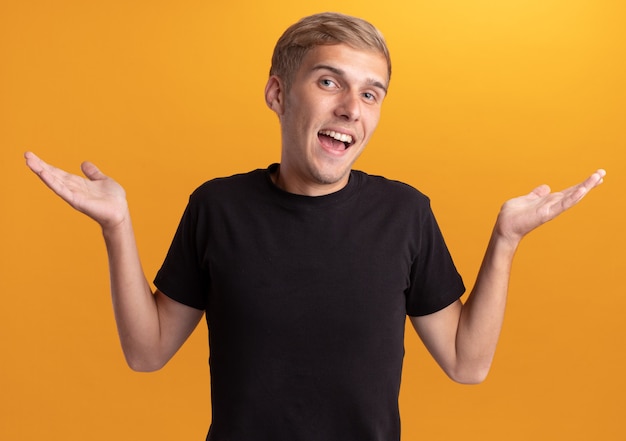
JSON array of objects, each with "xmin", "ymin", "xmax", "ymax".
[{"xmin": 270, "ymin": 12, "xmax": 391, "ymax": 90}]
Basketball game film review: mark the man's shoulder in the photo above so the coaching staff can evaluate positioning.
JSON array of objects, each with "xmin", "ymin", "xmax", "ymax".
[
  {"xmin": 191, "ymin": 167, "xmax": 268, "ymax": 199},
  {"xmin": 353, "ymin": 170, "xmax": 431, "ymax": 205}
]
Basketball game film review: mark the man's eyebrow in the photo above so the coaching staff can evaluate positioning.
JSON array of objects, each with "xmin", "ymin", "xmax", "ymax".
[{"xmin": 312, "ymin": 64, "xmax": 388, "ymax": 94}]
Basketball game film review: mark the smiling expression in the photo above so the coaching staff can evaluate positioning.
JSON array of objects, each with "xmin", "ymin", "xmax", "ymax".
[{"xmin": 265, "ymin": 44, "xmax": 389, "ymax": 196}]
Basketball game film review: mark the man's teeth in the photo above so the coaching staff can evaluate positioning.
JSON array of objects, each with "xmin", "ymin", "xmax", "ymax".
[{"xmin": 320, "ymin": 130, "xmax": 353, "ymax": 145}]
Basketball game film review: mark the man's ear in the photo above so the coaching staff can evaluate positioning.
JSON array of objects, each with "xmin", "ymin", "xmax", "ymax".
[{"xmin": 265, "ymin": 75, "xmax": 285, "ymax": 115}]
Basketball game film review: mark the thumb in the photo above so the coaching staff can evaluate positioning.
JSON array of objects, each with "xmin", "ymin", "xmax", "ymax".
[
  {"xmin": 81, "ymin": 161, "xmax": 107, "ymax": 181},
  {"xmin": 529, "ymin": 184, "xmax": 551, "ymax": 199}
]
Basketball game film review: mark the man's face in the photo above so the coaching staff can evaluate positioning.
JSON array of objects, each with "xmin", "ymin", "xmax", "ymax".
[{"xmin": 266, "ymin": 43, "xmax": 389, "ymax": 196}]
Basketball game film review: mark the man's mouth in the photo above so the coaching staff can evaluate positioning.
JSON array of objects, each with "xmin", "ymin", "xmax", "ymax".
[{"xmin": 318, "ymin": 130, "xmax": 354, "ymax": 150}]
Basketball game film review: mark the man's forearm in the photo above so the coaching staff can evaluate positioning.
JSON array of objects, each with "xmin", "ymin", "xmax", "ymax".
[
  {"xmin": 102, "ymin": 216, "xmax": 162, "ymax": 370},
  {"xmin": 455, "ymin": 228, "xmax": 519, "ymax": 382}
]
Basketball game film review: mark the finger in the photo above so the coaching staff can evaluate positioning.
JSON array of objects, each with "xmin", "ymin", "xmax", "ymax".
[
  {"xmin": 25, "ymin": 152, "xmax": 65, "ymax": 185},
  {"xmin": 24, "ymin": 151, "xmax": 46, "ymax": 174},
  {"xmin": 81, "ymin": 161, "xmax": 107, "ymax": 181},
  {"xmin": 25, "ymin": 152, "xmax": 69, "ymax": 181},
  {"xmin": 576, "ymin": 168, "xmax": 606, "ymax": 194},
  {"xmin": 559, "ymin": 169, "xmax": 606, "ymax": 209},
  {"xmin": 529, "ymin": 184, "xmax": 551, "ymax": 199},
  {"xmin": 25, "ymin": 152, "xmax": 84, "ymax": 202},
  {"xmin": 584, "ymin": 169, "xmax": 606, "ymax": 189}
]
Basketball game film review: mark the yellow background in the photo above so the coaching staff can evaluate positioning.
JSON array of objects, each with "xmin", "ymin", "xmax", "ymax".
[{"xmin": 1, "ymin": 1, "xmax": 624, "ymax": 439}]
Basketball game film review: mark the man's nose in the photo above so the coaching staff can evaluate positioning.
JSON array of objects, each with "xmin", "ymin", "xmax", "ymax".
[{"xmin": 334, "ymin": 92, "xmax": 361, "ymax": 121}]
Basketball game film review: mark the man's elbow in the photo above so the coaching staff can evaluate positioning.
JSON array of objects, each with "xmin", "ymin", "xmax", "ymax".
[
  {"xmin": 446, "ymin": 363, "xmax": 492, "ymax": 385},
  {"xmin": 124, "ymin": 353, "xmax": 168, "ymax": 373}
]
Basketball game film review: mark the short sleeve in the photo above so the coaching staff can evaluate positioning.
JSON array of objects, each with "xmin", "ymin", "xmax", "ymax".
[
  {"xmin": 405, "ymin": 202, "xmax": 465, "ymax": 316},
  {"xmin": 154, "ymin": 191, "xmax": 210, "ymax": 311}
]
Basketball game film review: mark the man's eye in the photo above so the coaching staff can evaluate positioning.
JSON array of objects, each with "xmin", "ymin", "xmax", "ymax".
[
  {"xmin": 363, "ymin": 92, "xmax": 376, "ymax": 101},
  {"xmin": 320, "ymin": 79, "xmax": 336, "ymax": 87}
]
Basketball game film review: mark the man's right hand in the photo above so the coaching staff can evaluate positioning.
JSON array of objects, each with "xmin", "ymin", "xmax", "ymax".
[{"xmin": 25, "ymin": 151, "xmax": 129, "ymax": 230}]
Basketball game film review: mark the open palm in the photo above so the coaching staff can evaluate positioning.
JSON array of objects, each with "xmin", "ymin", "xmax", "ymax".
[
  {"xmin": 25, "ymin": 152, "xmax": 129, "ymax": 229},
  {"xmin": 496, "ymin": 169, "xmax": 606, "ymax": 244}
]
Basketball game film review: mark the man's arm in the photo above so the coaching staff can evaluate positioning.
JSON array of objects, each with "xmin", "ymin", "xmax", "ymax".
[
  {"xmin": 411, "ymin": 169, "xmax": 606, "ymax": 384},
  {"xmin": 25, "ymin": 152, "xmax": 203, "ymax": 371}
]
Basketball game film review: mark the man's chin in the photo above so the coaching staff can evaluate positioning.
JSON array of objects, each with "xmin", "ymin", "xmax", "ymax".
[{"xmin": 311, "ymin": 167, "xmax": 351, "ymax": 188}]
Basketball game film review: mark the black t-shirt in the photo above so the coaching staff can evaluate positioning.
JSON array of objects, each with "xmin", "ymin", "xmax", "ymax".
[{"xmin": 154, "ymin": 165, "xmax": 465, "ymax": 441}]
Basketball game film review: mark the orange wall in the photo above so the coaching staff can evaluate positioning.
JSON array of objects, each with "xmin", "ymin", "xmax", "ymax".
[{"xmin": 1, "ymin": 1, "xmax": 624, "ymax": 440}]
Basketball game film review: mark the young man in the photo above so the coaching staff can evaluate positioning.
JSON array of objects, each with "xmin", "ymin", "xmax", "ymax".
[{"xmin": 25, "ymin": 12, "xmax": 605, "ymax": 441}]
